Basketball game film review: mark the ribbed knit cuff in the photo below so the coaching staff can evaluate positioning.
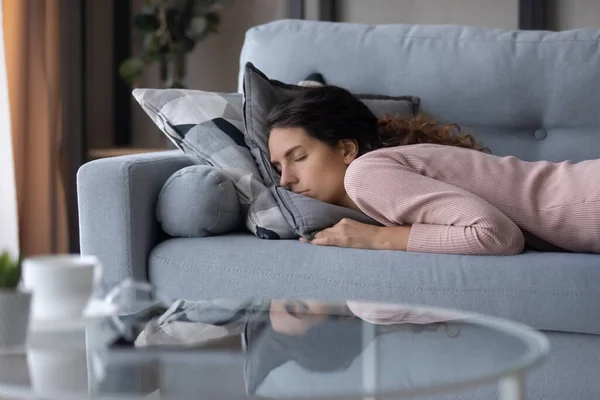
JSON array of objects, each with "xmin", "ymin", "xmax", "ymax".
[{"xmin": 406, "ymin": 223, "xmax": 446, "ymax": 253}]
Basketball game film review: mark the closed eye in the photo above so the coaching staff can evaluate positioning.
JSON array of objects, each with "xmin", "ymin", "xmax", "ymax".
[{"xmin": 294, "ymin": 155, "xmax": 307, "ymax": 162}]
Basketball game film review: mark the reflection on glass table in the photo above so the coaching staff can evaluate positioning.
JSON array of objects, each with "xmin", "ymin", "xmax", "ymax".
[{"xmin": 0, "ymin": 294, "xmax": 549, "ymax": 400}]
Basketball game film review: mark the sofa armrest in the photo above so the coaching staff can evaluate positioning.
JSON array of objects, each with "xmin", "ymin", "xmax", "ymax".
[{"xmin": 77, "ymin": 151, "xmax": 195, "ymax": 292}]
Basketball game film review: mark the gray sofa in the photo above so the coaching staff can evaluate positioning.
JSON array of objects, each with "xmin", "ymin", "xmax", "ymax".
[{"xmin": 78, "ymin": 20, "xmax": 600, "ymax": 399}]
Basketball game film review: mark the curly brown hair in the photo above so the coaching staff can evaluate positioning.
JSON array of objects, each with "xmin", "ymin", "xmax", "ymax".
[
  {"xmin": 377, "ymin": 113, "xmax": 489, "ymax": 153},
  {"xmin": 267, "ymin": 85, "xmax": 489, "ymax": 155}
]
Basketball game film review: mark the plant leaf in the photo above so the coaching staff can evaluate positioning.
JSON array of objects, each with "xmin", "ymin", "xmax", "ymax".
[
  {"xmin": 119, "ymin": 57, "xmax": 145, "ymax": 85},
  {"xmin": 179, "ymin": 0, "xmax": 196, "ymax": 27},
  {"xmin": 134, "ymin": 13, "xmax": 160, "ymax": 33},
  {"xmin": 170, "ymin": 81, "xmax": 186, "ymax": 89},
  {"xmin": 192, "ymin": 0, "xmax": 217, "ymax": 15},
  {"xmin": 5, "ymin": 265, "xmax": 20, "ymax": 289},
  {"xmin": 180, "ymin": 36, "xmax": 196, "ymax": 52},
  {"xmin": 205, "ymin": 11, "xmax": 220, "ymax": 25},
  {"xmin": 0, "ymin": 251, "xmax": 10, "ymax": 270},
  {"xmin": 166, "ymin": 9, "xmax": 186, "ymax": 41},
  {"xmin": 141, "ymin": 4, "xmax": 156, "ymax": 14},
  {"xmin": 187, "ymin": 16, "xmax": 208, "ymax": 38},
  {"xmin": 0, "ymin": 251, "xmax": 20, "ymax": 288},
  {"xmin": 143, "ymin": 34, "xmax": 162, "ymax": 59}
]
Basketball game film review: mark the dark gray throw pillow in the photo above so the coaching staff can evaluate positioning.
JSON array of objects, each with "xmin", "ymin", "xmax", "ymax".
[{"xmin": 242, "ymin": 62, "xmax": 420, "ymax": 238}]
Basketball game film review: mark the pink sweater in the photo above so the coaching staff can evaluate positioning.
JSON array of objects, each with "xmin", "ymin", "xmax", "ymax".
[
  {"xmin": 344, "ymin": 144, "xmax": 600, "ymax": 256},
  {"xmin": 346, "ymin": 301, "xmax": 465, "ymax": 325}
]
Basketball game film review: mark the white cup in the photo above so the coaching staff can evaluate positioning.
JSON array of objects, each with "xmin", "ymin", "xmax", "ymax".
[
  {"xmin": 22, "ymin": 255, "xmax": 101, "ymax": 321},
  {"xmin": 27, "ymin": 348, "xmax": 89, "ymax": 393}
]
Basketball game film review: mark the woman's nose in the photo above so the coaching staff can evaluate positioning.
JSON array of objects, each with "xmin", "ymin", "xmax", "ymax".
[{"xmin": 279, "ymin": 168, "xmax": 297, "ymax": 188}]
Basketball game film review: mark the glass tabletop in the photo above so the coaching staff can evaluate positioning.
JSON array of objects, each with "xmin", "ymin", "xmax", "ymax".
[{"xmin": 0, "ymin": 298, "xmax": 549, "ymax": 400}]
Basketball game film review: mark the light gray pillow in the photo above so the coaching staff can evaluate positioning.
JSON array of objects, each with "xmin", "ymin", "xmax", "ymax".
[
  {"xmin": 242, "ymin": 62, "xmax": 420, "ymax": 238},
  {"xmin": 157, "ymin": 165, "xmax": 241, "ymax": 237}
]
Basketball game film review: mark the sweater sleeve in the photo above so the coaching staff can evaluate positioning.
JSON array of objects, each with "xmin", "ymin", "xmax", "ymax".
[{"xmin": 344, "ymin": 153, "xmax": 525, "ymax": 256}]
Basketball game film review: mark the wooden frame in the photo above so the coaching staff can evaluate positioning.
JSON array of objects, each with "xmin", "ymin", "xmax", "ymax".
[
  {"xmin": 319, "ymin": 0, "xmax": 337, "ymax": 21},
  {"xmin": 61, "ymin": 0, "xmax": 132, "ymax": 252},
  {"xmin": 519, "ymin": 0, "xmax": 547, "ymax": 30},
  {"xmin": 286, "ymin": 0, "xmax": 337, "ymax": 21},
  {"xmin": 60, "ymin": 0, "xmax": 86, "ymax": 253},
  {"xmin": 113, "ymin": 0, "xmax": 132, "ymax": 146}
]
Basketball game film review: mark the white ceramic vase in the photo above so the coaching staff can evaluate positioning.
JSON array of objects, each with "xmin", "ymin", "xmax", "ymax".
[{"xmin": 0, "ymin": 289, "xmax": 31, "ymax": 350}]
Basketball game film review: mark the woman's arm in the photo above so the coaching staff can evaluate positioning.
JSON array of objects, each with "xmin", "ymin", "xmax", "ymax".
[
  {"xmin": 374, "ymin": 225, "xmax": 412, "ymax": 250},
  {"xmin": 344, "ymin": 154, "xmax": 525, "ymax": 256}
]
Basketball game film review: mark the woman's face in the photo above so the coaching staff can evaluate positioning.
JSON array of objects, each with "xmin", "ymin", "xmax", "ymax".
[{"xmin": 269, "ymin": 127, "xmax": 355, "ymax": 206}]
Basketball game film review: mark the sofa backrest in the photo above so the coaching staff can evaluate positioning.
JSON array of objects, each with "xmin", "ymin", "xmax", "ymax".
[{"xmin": 239, "ymin": 20, "xmax": 600, "ymax": 162}]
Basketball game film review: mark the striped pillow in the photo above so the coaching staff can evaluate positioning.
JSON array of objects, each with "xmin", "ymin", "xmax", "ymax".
[{"xmin": 132, "ymin": 88, "xmax": 296, "ymax": 239}]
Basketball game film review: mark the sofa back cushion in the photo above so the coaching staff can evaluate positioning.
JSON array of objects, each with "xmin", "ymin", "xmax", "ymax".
[{"xmin": 239, "ymin": 20, "xmax": 600, "ymax": 162}]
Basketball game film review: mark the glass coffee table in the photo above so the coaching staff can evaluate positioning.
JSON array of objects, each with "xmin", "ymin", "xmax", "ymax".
[{"xmin": 0, "ymin": 298, "xmax": 548, "ymax": 400}]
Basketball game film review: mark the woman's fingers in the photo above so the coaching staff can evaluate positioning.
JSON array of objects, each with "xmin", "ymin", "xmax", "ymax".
[
  {"xmin": 313, "ymin": 227, "xmax": 336, "ymax": 239},
  {"xmin": 310, "ymin": 237, "xmax": 337, "ymax": 246},
  {"xmin": 301, "ymin": 219, "xmax": 381, "ymax": 250},
  {"xmin": 305, "ymin": 229, "xmax": 341, "ymax": 246},
  {"xmin": 305, "ymin": 220, "xmax": 362, "ymax": 247},
  {"xmin": 312, "ymin": 231, "xmax": 324, "ymax": 240},
  {"xmin": 312, "ymin": 235, "xmax": 350, "ymax": 247}
]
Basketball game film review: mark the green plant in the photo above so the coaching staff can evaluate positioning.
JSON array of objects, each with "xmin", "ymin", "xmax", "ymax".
[
  {"xmin": 119, "ymin": 0, "xmax": 233, "ymax": 89},
  {"xmin": 0, "ymin": 251, "xmax": 21, "ymax": 289}
]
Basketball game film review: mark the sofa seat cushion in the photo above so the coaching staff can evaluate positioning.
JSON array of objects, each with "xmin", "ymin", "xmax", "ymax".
[{"xmin": 149, "ymin": 234, "xmax": 600, "ymax": 335}]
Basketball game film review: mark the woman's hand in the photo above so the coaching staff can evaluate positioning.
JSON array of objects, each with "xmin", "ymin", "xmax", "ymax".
[{"xmin": 302, "ymin": 218, "xmax": 412, "ymax": 251}]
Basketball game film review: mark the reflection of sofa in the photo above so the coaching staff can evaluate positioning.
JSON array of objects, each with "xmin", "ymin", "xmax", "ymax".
[{"xmin": 78, "ymin": 20, "xmax": 600, "ymax": 399}]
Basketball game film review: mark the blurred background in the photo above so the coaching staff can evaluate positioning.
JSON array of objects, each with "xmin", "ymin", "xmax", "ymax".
[
  {"xmin": 1, "ymin": 0, "xmax": 599, "ymax": 257},
  {"xmin": 86, "ymin": 0, "xmax": 600, "ymax": 152}
]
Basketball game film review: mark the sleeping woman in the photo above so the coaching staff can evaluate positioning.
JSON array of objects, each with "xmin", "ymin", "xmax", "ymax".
[{"xmin": 267, "ymin": 85, "xmax": 600, "ymax": 256}]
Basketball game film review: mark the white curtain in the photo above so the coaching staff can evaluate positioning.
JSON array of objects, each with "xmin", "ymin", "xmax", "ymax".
[{"xmin": 0, "ymin": 0, "xmax": 19, "ymax": 257}]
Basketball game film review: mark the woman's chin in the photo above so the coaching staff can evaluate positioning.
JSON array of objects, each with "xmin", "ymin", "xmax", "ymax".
[
  {"xmin": 296, "ymin": 190, "xmax": 334, "ymax": 205},
  {"xmin": 303, "ymin": 192, "xmax": 323, "ymax": 202}
]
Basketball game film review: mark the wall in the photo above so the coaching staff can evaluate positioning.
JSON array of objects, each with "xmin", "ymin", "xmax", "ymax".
[
  {"xmin": 548, "ymin": 0, "xmax": 600, "ymax": 30},
  {"xmin": 337, "ymin": 0, "xmax": 519, "ymax": 29},
  {"xmin": 337, "ymin": 0, "xmax": 600, "ymax": 30},
  {"xmin": 131, "ymin": 0, "xmax": 285, "ymax": 148},
  {"xmin": 304, "ymin": 0, "xmax": 321, "ymax": 20},
  {"xmin": 86, "ymin": 0, "xmax": 600, "ymax": 149}
]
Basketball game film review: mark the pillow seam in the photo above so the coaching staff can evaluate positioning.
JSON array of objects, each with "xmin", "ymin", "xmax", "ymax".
[{"xmin": 206, "ymin": 173, "xmax": 226, "ymax": 233}]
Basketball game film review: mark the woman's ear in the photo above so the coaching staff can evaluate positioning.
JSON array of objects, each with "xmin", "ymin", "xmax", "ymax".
[{"xmin": 339, "ymin": 139, "xmax": 359, "ymax": 164}]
